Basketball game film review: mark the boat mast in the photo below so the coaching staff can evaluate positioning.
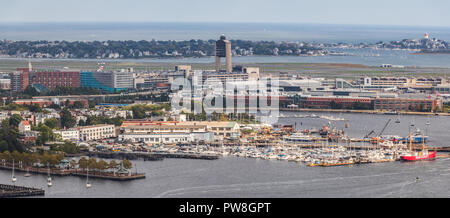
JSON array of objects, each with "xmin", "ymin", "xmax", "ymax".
[
  {"xmin": 422, "ymin": 134, "xmax": 425, "ymax": 151},
  {"xmin": 409, "ymin": 133, "xmax": 412, "ymax": 153}
]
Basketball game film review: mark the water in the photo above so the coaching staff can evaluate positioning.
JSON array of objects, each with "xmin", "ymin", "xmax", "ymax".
[
  {"xmin": 1, "ymin": 157, "xmax": 450, "ymax": 198},
  {"xmin": 2, "ymin": 22, "xmax": 450, "ymax": 43},
  {"xmin": 0, "ymin": 112, "xmax": 449, "ymax": 198},
  {"xmin": 3, "ymin": 48, "xmax": 450, "ymax": 68}
]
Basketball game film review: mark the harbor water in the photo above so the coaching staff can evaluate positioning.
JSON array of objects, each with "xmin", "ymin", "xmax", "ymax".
[{"xmin": 0, "ymin": 112, "xmax": 449, "ymax": 197}]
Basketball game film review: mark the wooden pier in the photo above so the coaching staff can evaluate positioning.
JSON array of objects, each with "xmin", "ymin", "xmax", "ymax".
[{"xmin": 0, "ymin": 184, "xmax": 45, "ymax": 198}]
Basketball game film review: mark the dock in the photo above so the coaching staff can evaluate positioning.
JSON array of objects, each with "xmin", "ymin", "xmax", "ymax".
[
  {"xmin": 0, "ymin": 164, "xmax": 145, "ymax": 181},
  {"xmin": 0, "ymin": 184, "xmax": 45, "ymax": 198},
  {"xmin": 89, "ymin": 151, "xmax": 220, "ymax": 161}
]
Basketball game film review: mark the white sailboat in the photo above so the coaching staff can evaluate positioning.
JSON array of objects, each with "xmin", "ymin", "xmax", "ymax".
[
  {"xmin": 24, "ymin": 166, "xmax": 31, "ymax": 177},
  {"xmin": 12, "ymin": 160, "xmax": 17, "ymax": 183},
  {"xmin": 86, "ymin": 167, "xmax": 91, "ymax": 188},
  {"xmin": 47, "ymin": 164, "xmax": 52, "ymax": 187}
]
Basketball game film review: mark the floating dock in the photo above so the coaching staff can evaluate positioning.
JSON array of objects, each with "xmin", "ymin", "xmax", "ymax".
[
  {"xmin": 0, "ymin": 164, "xmax": 145, "ymax": 181},
  {"xmin": 89, "ymin": 151, "xmax": 220, "ymax": 161},
  {"xmin": 0, "ymin": 184, "xmax": 44, "ymax": 198}
]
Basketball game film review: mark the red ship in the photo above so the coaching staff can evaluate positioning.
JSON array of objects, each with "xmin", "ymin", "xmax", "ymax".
[
  {"xmin": 401, "ymin": 151, "xmax": 436, "ymax": 161},
  {"xmin": 401, "ymin": 134, "xmax": 436, "ymax": 161}
]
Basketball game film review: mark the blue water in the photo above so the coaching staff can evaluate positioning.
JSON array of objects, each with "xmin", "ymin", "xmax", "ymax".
[{"xmin": 1, "ymin": 22, "xmax": 450, "ymax": 43}]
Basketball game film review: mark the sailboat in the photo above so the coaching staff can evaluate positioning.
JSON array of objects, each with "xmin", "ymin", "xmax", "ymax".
[
  {"xmin": 47, "ymin": 164, "xmax": 52, "ymax": 187},
  {"xmin": 12, "ymin": 160, "xmax": 17, "ymax": 183},
  {"xmin": 24, "ymin": 165, "xmax": 31, "ymax": 177},
  {"xmin": 86, "ymin": 167, "xmax": 91, "ymax": 188}
]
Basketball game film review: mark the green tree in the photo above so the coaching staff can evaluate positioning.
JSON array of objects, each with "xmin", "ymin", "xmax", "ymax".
[
  {"xmin": 9, "ymin": 114, "xmax": 23, "ymax": 127},
  {"xmin": 23, "ymin": 85, "xmax": 39, "ymax": 96},
  {"xmin": 60, "ymin": 108, "xmax": 76, "ymax": 129},
  {"xmin": 121, "ymin": 159, "xmax": 132, "ymax": 170},
  {"xmin": 78, "ymin": 157, "xmax": 88, "ymax": 171},
  {"xmin": 108, "ymin": 160, "xmax": 119, "ymax": 170},
  {"xmin": 44, "ymin": 118, "xmax": 60, "ymax": 129},
  {"xmin": 88, "ymin": 157, "xmax": 98, "ymax": 172},
  {"xmin": 97, "ymin": 159, "xmax": 108, "ymax": 172}
]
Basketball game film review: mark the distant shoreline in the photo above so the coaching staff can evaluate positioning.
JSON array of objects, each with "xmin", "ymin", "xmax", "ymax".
[{"xmin": 411, "ymin": 52, "xmax": 450, "ymax": 55}]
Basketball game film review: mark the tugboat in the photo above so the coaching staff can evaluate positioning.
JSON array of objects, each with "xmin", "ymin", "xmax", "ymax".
[{"xmin": 401, "ymin": 134, "xmax": 436, "ymax": 161}]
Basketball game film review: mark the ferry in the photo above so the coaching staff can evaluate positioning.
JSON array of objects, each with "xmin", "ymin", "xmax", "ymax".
[{"xmin": 283, "ymin": 133, "xmax": 314, "ymax": 143}]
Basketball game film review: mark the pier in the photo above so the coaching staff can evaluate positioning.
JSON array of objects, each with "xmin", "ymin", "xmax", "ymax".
[
  {"xmin": 0, "ymin": 184, "xmax": 45, "ymax": 198},
  {"xmin": 89, "ymin": 151, "xmax": 220, "ymax": 161},
  {"xmin": 0, "ymin": 164, "xmax": 145, "ymax": 181}
]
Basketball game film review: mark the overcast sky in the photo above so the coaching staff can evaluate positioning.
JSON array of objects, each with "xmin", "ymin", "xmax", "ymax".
[{"xmin": 0, "ymin": 0, "xmax": 449, "ymax": 27}]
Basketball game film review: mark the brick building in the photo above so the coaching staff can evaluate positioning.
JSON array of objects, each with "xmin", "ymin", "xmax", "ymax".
[
  {"xmin": 30, "ymin": 71, "xmax": 80, "ymax": 90},
  {"xmin": 373, "ymin": 97, "xmax": 442, "ymax": 112},
  {"xmin": 302, "ymin": 96, "xmax": 372, "ymax": 109}
]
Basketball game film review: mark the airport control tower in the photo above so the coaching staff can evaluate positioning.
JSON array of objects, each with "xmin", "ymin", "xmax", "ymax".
[{"xmin": 215, "ymin": 35, "xmax": 232, "ymax": 73}]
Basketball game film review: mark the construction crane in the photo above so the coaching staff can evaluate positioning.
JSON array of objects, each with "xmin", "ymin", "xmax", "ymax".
[
  {"xmin": 364, "ymin": 130, "xmax": 376, "ymax": 139},
  {"xmin": 378, "ymin": 119, "xmax": 392, "ymax": 137}
]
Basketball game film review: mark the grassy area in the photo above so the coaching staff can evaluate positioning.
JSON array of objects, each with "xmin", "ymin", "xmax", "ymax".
[{"xmin": 0, "ymin": 59, "xmax": 449, "ymax": 78}]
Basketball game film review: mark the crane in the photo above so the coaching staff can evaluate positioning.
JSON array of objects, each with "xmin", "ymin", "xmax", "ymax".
[
  {"xmin": 364, "ymin": 130, "xmax": 376, "ymax": 139},
  {"xmin": 378, "ymin": 119, "xmax": 392, "ymax": 137}
]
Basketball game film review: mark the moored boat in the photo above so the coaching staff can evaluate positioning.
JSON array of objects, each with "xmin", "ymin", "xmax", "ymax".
[{"xmin": 401, "ymin": 134, "xmax": 436, "ymax": 161}]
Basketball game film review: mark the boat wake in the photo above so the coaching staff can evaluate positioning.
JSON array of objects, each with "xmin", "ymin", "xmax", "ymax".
[{"xmin": 154, "ymin": 172, "xmax": 408, "ymax": 198}]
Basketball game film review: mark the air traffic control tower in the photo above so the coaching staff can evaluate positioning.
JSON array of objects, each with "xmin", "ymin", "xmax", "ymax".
[{"xmin": 215, "ymin": 35, "xmax": 232, "ymax": 73}]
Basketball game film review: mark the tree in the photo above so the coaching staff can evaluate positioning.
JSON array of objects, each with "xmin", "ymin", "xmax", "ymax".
[
  {"xmin": 0, "ymin": 120, "xmax": 25, "ymax": 152},
  {"xmin": 121, "ymin": 159, "xmax": 132, "ymax": 170},
  {"xmin": 71, "ymin": 101, "xmax": 85, "ymax": 109},
  {"xmin": 27, "ymin": 104, "xmax": 42, "ymax": 113},
  {"xmin": 97, "ymin": 159, "xmax": 108, "ymax": 172},
  {"xmin": 44, "ymin": 118, "xmax": 60, "ymax": 129},
  {"xmin": 60, "ymin": 142, "xmax": 79, "ymax": 154},
  {"xmin": 23, "ymin": 85, "xmax": 39, "ymax": 96},
  {"xmin": 78, "ymin": 157, "xmax": 88, "ymax": 171},
  {"xmin": 60, "ymin": 108, "xmax": 76, "ymax": 129},
  {"xmin": 0, "ymin": 151, "xmax": 12, "ymax": 161},
  {"xmin": 108, "ymin": 160, "xmax": 119, "ymax": 170},
  {"xmin": 9, "ymin": 114, "xmax": 23, "ymax": 127},
  {"xmin": 36, "ymin": 124, "xmax": 56, "ymax": 145},
  {"xmin": 88, "ymin": 157, "xmax": 98, "ymax": 173}
]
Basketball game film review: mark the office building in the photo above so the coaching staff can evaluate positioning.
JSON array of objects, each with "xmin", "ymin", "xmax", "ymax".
[
  {"xmin": 10, "ymin": 71, "xmax": 29, "ymax": 92},
  {"xmin": 77, "ymin": 124, "xmax": 116, "ymax": 141},
  {"xmin": 81, "ymin": 71, "xmax": 133, "ymax": 93}
]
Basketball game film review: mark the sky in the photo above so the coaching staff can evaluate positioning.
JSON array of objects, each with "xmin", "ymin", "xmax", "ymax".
[{"xmin": 0, "ymin": 0, "xmax": 449, "ymax": 27}]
